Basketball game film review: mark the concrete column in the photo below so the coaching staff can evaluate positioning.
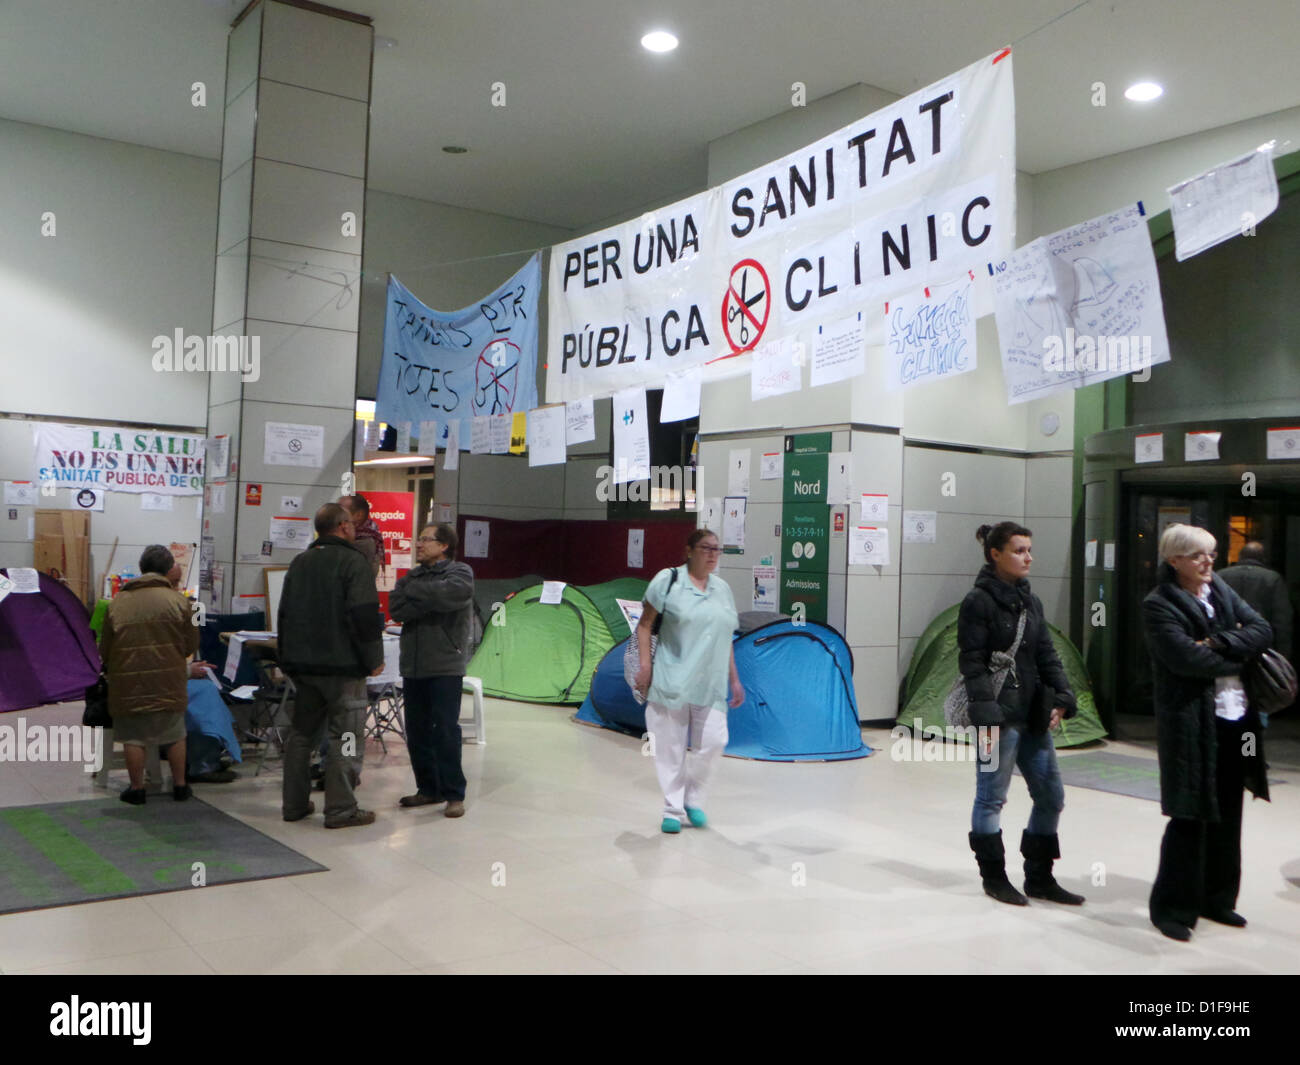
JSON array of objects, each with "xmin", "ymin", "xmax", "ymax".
[{"xmin": 203, "ymin": 0, "xmax": 372, "ymax": 615}]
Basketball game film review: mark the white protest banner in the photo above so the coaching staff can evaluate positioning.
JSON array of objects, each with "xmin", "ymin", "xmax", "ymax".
[
  {"xmin": 992, "ymin": 203, "xmax": 1170, "ymax": 405},
  {"xmin": 884, "ymin": 274, "xmax": 977, "ymax": 390},
  {"xmin": 547, "ymin": 50, "xmax": 1016, "ymax": 402},
  {"xmin": 33, "ymin": 423, "xmax": 205, "ymax": 496},
  {"xmin": 1169, "ymin": 147, "xmax": 1278, "ymax": 262}
]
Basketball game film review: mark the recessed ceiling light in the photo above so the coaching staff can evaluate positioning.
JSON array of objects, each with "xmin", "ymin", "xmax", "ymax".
[
  {"xmin": 1124, "ymin": 81, "xmax": 1163, "ymax": 102},
  {"xmin": 442, "ymin": 145, "xmax": 469, "ymax": 154},
  {"xmin": 641, "ymin": 30, "xmax": 678, "ymax": 53}
]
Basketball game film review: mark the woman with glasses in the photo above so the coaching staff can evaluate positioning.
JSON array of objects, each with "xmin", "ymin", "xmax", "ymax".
[
  {"xmin": 1142, "ymin": 523, "xmax": 1272, "ymax": 941},
  {"xmin": 633, "ymin": 529, "xmax": 743, "ymax": 833},
  {"xmin": 389, "ymin": 523, "xmax": 475, "ymax": 818}
]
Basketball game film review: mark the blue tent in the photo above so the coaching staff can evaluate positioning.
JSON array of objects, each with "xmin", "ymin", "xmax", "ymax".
[{"xmin": 574, "ymin": 618, "xmax": 871, "ymax": 762}]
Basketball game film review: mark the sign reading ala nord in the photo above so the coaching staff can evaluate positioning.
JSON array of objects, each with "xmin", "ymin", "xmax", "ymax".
[{"xmin": 547, "ymin": 49, "xmax": 1016, "ymax": 403}]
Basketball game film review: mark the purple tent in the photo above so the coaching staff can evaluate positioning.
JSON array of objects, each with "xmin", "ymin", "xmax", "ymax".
[{"xmin": 0, "ymin": 569, "xmax": 101, "ymax": 713}]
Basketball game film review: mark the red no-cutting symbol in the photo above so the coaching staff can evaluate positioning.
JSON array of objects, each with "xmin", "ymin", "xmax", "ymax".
[{"xmin": 721, "ymin": 258, "xmax": 770, "ymax": 355}]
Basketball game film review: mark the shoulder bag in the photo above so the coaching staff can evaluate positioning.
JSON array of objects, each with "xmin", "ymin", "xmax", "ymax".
[
  {"xmin": 624, "ymin": 567, "xmax": 679, "ymax": 705},
  {"xmin": 943, "ymin": 606, "xmax": 1027, "ymax": 729}
]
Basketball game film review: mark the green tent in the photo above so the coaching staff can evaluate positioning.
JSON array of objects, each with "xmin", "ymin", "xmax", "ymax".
[
  {"xmin": 467, "ymin": 577, "xmax": 648, "ymax": 704},
  {"xmin": 898, "ymin": 605, "xmax": 1107, "ymax": 747}
]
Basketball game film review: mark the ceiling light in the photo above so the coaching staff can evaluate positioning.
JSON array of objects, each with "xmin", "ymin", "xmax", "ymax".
[
  {"xmin": 442, "ymin": 145, "xmax": 469, "ymax": 154},
  {"xmin": 1124, "ymin": 81, "xmax": 1163, "ymax": 102},
  {"xmin": 641, "ymin": 30, "xmax": 678, "ymax": 53},
  {"xmin": 373, "ymin": 35, "xmax": 398, "ymax": 50},
  {"xmin": 355, "ymin": 455, "xmax": 435, "ymax": 466}
]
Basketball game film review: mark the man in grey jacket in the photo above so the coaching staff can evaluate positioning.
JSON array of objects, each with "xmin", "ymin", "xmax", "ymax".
[
  {"xmin": 1218, "ymin": 541, "xmax": 1292, "ymax": 661},
  {"xmin": 389, "ymin": 522, "xmax": 475, "ymax": 816}
]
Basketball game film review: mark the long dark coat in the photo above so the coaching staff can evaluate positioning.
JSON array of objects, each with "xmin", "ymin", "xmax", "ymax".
[{"xmin": 1141, "ymin": 566, "xmax": 1272, "ymax": 819}]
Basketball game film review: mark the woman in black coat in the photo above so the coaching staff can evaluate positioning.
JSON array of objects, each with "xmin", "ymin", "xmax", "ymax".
[
  {"xmin": 1141, "ymin": 523, "xmax": 1272, "ymax": 942},
  {"xmin": 958, "ymin": 522, "xmax": 1082, "ymax": 907}
]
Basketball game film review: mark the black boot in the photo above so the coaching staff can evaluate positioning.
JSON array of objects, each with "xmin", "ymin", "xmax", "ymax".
[
  {"xmin": 1021, "ymin": 831, "xmax": 1085, "ymax": 905},
  {"xmin": 970, "ymin": 830, "xmax": 1028, "ymax": 906}
]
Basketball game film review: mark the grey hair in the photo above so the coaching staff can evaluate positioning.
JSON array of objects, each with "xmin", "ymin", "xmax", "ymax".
[
  {"xmin": 139, "ymin": 544, "xmax": 175, "ymax": 576},
  {"xmin": 1158, "ymin": 523, "xmax": 1216, "ymax": 564}
]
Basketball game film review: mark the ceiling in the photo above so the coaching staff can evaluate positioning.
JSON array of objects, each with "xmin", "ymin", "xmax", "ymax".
[{"xmin": 2, "ymin": 0, "xmax": 1298, "ymax": 231}]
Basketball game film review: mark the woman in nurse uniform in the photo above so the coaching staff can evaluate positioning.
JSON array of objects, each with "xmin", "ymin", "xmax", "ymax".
[{"xmin": 634, "ymin": 529, "xmax": 744, "ymax": 833}]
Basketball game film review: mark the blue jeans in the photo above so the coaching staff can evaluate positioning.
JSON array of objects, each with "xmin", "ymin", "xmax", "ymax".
[{"xmin": 972, "ymin": 724, "xmax": 1064, "ymax": 836}]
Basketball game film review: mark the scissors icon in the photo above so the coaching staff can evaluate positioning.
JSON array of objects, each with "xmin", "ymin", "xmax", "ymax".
[{"xmin": 728, "ymin": 268, "xmax": 765, "ymax": 346}]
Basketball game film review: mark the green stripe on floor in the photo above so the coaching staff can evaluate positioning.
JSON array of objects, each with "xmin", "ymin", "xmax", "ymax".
[{"xmin": 0, "ymin": 808, "xmax": 137, "ymax": 896}]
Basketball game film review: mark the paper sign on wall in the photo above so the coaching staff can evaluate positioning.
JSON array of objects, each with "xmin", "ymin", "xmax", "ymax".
[
  {"xmin": 395, "ymin": 422, "xmax": 412, "ymax": 454},
  {"xmin": 1135, "ymin": 433, "xmax": 1164, "ymax": 463},
  {"xmin": 490, "ymin": 414, "xmax": 512, "ymax": 454},
  {"xmin": 827, "ymin": 452, "xmax": 853, "ymax": 504},
  {"xmin": 509, "ymin": 412, "xmax": 528, "ymax": 454},
  {"xmin": 1185, "ymin": 431, "xmax": 1220, "ymax": 462},
  {"xmin": 566, "ymin": 396, "xmax": 596, "ymax": 445},
  {"xmin": 1266, "ymin": 427, "xmax": 1300, "ymax": 460},
  {"xmin": 527, "ymin": 405, "xmax": 567, "ymax": 467},
  {"xmin": 419, "ymin": 420, "xmax": 439, "ymax": 450},
  {"xmin": 699, "ymin": 497, "xmax": 722, "ymax": 532},
  {"xmin": 1168, "ymin": 147, "xmax": 1279, "ymax": 262},
  {"xmin": 141, "ymin": 493, "xmax": 173, "ymax": 512},
  {"xmin": 70, "ymin": 487, "xmax": 104, "ymax": 511},
  {"xmin": 470, "ymin": 417, "xmax": 491, "ymax": 455},
  {"xmin": 751, "ymin": 337, "xmax": 802, "ymax": 401},
  {"xmin": 760, "ymin": 452, "xmax": 783, "ymax": 480},
  {"xmin": 722, "ymin": 497, "xmax": 747, "ymax": 549},
  {"xmin": 612, "ymin": 386, "xmax": 651, "ymax": 483},
  {"xmin": 661, "ymin": 368, "xmax": 701, "ymax": 422},
  {"xmin": 4, "ymin": 482, "xmax": 36, "ymax": 506},
  {"xmin": 728, "ymin": 448, "xmax": 751, "ymax": 496},
  {"xmin": 1085, "ymin": 540, "xmax": 1098, "ymax": 567},
  {"xmin": 850, "ymin": 525, "xmax": 890, "ymax": 566},
  {"xmin": 270, "ymin": 515, "xmax": 311, "ymax": 550},
  {"xmin": 861, "ymin": 493, "xmax": 888, "ymax": 523},
  {"xmin": 210, "ymin": 484, "xmax": 227, "ymax": 514},
  {"xmin": 810, "ymin": 313, "xmax": 866, "ymax": 389},
  {"xmin": 264, "ymin": 422, "xmax": 324, "ymax": 468},
  {"xmin": 752, "ymin": 565, "xmax": 778, "ymax": 612},
  {"xmin": 1104, "ymin": 542, "xmax": 1116, "ymax": 571},
  {"xmin": 902, "ymin": 510, "xmax": 937, "ymax": 543},
  {"xmin": 206, "ymin": 436, "xmax": 229, "ymax": 479},
  {"xmin": 627, "ymin": 529, "xmax": 645, "ymax": 569},
  {"xmin": 465, "ymin": 519, "xmax": 490, "ymax": 558},
  {"xmin": 443, "ymin": 421, "xmax": 461, "ymax": 469},
  {"xmin": 280, "ymin": 495, "xmax": 303, "ymax": 513}
]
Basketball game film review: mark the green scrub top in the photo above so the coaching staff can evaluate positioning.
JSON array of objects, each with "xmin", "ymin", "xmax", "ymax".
[{"xmin": 645, "ymin": 565, "xmax": 738, "ymax": 712}]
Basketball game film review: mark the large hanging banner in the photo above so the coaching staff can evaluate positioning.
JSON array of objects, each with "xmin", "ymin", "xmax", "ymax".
[
  {"xmin": 376, "ymin": 255, "xmax": 541, "ymax": 447},
  {"xmin": 33, "ymin": 423, "xmax": 205, "ymax": 495},
  {"xmin": 547, "ymin": 49, "xmax": 1016, "ymax": 403}
]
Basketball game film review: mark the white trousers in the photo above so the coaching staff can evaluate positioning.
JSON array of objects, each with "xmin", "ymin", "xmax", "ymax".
[{"xmin": 644, "ymin": 700, "xmax": 728, "ymax": 821}]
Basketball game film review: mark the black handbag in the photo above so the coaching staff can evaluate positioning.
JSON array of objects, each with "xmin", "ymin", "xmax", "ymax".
[
  {"xmin": 1243, "ymin": 648, "xmax": 1297, "ymax": 715},
  {"xmin": 82, "ymin": 674, "xmax": 112, "ymax": 728}
]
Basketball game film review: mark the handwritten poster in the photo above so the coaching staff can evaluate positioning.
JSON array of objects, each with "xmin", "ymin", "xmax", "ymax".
[
  {"xmin": 443, "ymin": 421, "xmax": 460, "ymax": 469},
  {"xmin": 1168, "ymin": 147, "xmax": 1278, "ymax": 262},
  {"xmin": 470, "ymin": 417, "xmax": 491, "ymax": 455},
  {"xmin": 884, "ymin": 276, "xmax": 976, "ymax": 391},
  {"xmin": 810, "ymin": 313, "xmax": 866, "ymax": 389},
  {"xmin": 566, "ymin": 396, "xmax": 596, "ymax": 445},
  {"xmin": 751, "ymin": 336, "xmax": 802, "ymax": 400},
  {"xmin": 490, "ymin": 414, "xmax": 512, "ymax": 454},
  {"xmin": 527, "ymin": 405, "xmax": 566, "ymax": 467},
  {"xmin": 992, "ymin": 204, "xmax": 1171, "ymax": 405},
  {"xmin": 419, "ymin": 420, "xmax": 439, "ymax": 451}
]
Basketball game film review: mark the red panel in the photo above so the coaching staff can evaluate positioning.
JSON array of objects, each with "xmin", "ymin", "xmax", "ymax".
[{"xmin": 455, "ymin": 515, "xmax": 696, "ymax": 584}]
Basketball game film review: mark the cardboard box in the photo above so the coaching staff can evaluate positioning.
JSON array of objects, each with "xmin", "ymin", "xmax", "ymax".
[{"xmin": 33, "ymin": 509, "xmax": 92, "ymax": 605}]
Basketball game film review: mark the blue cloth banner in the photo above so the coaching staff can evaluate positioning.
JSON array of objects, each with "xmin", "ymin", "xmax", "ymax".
[{"xmin": 375, "ymin": 256, "xmax": 541, "ymax": 447}]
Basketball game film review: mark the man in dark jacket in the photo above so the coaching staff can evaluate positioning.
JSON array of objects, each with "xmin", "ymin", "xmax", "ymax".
[
  {"xmin": 1142, "ymin": 523, "xmax": 1272, "ymax": 941},
  {"xmin": 389, "ymin": 523, "xmax": 474, "ymax": 816},
  {"xmin": 277, "ymin": 503, "xmax": 384, "ymax": 828},
  {"xmin": 1218, "ymin": 541, "xmax": 1292, "ymax": 661}
]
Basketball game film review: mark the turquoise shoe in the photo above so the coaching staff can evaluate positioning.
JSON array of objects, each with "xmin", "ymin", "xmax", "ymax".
[
  {"xmin": 661, "ymin": 817, "xmax": 681, "ymax": 834},
  {"xmin": 685, "ymin": 806, "xmax": 708, "ymax": 828}
]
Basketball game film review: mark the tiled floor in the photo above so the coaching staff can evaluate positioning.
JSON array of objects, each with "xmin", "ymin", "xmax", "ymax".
[{"xmin": 1, "ymin": 699, "xmax": 1297, "ymax": 975}]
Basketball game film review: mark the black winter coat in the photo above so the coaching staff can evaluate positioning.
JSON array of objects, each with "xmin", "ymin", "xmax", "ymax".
[
  {"xmin": 957, "ymin": 565, "xmax": 1076, "ymax": 732},
  {"xmin": 1142, "ymin": 566, "xmax": 1272, "ymax": 820},
  {"xmin": 277, "ymin": 535, "xmax": 384, "ymax": 677}
]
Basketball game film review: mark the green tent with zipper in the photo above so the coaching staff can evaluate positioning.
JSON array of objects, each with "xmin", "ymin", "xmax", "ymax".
[
  {"xmin": 466, "ymin": 577, "xmax": 648, "ymax": 705},
  {"xmin": 898, "ymin": 604, "xmax": 1107, "ymax": 747}
]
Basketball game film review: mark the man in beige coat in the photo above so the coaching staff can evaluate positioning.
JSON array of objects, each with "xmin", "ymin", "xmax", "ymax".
[{"xmin": 101, "ymin": 544, "xmax": 200, "ymax": 804}]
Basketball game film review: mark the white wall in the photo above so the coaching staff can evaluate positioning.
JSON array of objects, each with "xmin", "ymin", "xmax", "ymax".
[{"xmin": 0, "ymin": 118, "xmax": 218, "ymax": 429}]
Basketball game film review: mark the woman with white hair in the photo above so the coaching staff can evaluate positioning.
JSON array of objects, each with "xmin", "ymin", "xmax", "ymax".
[{"xmin": 1141, "ymin": 523, "xmax": 1272, "ymax": 942}]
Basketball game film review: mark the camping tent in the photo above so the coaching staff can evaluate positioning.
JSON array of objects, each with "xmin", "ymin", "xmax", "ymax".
[
  {"xmin": 575, "ymin": 618, "xmax": 871, "ymax": 762},
  {"xmin": 468, "ymin": 574, "xmax": 543, "ymax": 653},
  {"xmin": 898, "ymin": 604, "xmax": 1107, "ymax": 747},
  {"xmin": 467, "ymin": 577, "xmax": 647, "ymax": 704},
  {"xmin": 0, "ymin": 569, "xmax": 102, "ymax": 713}
]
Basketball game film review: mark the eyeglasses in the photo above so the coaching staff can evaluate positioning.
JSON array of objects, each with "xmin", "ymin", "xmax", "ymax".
[
  {"xmin": 695, "ymin": 545, "xmax": 722, "ymax": 554},
  {"xmin": 417, "ymin": 536, "xmax": 442, "ymax": 544},
  {"xmin": 1180, "ymin": 552, "xmax": 1217, "ymax": 563}
]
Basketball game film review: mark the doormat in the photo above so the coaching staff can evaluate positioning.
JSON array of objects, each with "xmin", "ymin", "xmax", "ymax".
[
  {"xmin": 1020, "ymin": 751, "xmax": 1164, "ymax": 801},
  {"xmin": 0, "ymin": 797, "xmax": 326, "ymax": 915}
]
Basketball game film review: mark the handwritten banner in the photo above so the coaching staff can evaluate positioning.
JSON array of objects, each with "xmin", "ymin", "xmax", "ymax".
[
  {"xmin": 375, "ymin": 255, "xmax": 541, "ymax": 446},
  {"xmin": 884, "ymin": 275, "xmax": 976, "ymax": 390},
  {"xmin": 33, "ymin": 423, "xmax": 205, "ymax": 496},
  {"xmin": 547, "ymin": 50, "xmax": 1015, "ymax": 403}
]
